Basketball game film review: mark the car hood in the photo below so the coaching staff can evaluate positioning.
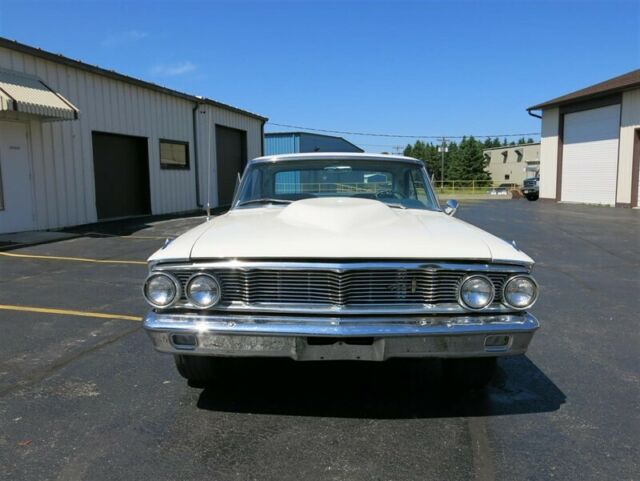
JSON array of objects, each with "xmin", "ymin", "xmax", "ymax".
[{"xmin": 150, "ymin": 198, "xmax": 533, "ymax": 265}]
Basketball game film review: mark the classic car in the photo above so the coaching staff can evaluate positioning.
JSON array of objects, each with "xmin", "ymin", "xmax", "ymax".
[{"xmin": 142, "ymin": 153, "xmax": 539, "ymax": 388}]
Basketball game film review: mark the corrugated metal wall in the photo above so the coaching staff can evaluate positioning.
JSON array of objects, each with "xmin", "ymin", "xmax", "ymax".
[
  {"xmin": 264, "ymin": 133, "xmax": 300, "ymax": 155},
  {"xmin": 0, "ymin": 45, "xmax": 263, "ymax": 232},
  {"xmin": 195, "ymin": 105, "xmax": 263, "ymax": 206},
  {"xmin": 298, "ymin": 133, "xmax": 362, "ymax": 153}
]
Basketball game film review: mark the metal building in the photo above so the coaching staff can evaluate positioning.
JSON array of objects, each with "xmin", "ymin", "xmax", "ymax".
[
  {"xmin": 528, "ymin": 69, "xmax": 640, "ymax": 207},
  {"xmin": 483, "ymin": 143, "xmax": 540, "ymax": 185},
  {"xmin": 264, "ymin": 132, "xmax": 363, "ymax": 155},
  {"xmin": 0, "ymin": 37, "xmax": 267, "ymax": 234}
]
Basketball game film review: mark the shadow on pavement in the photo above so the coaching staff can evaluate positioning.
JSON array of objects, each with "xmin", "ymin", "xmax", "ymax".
[{"xmin": 196, "ymin": 355, "xmax": 565, "ymax": 419}]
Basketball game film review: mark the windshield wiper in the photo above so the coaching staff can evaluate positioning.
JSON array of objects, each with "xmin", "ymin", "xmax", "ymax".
[
  {"xmin": 236, "ymin": 198, "xmax": 293, "ymax": 207},
  {"xmin": 385, "ymin": 202, "xmax": 407, "ymax": 209}
]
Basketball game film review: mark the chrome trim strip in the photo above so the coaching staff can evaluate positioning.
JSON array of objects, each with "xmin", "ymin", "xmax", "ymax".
[
  {"xmin": 153, "ymin": 260, "xmax": 531, "ymax": 272},
  {"xmin": 143, "ymin": 310, "xmax": 539, "ymax": 338},
  {"xmin": 166, "ymin": 302, "xmax": 514, "ymax": 315}
]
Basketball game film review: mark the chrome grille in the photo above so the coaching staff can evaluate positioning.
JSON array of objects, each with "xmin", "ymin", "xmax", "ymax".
[{"xmin": 174, "ymin": 268, "xmax": 508, "ymax": 307}]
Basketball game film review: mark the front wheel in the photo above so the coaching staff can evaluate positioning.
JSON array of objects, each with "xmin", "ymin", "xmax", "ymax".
[
  {"xmin": 525, "ymin": 193, "xmax": 539, "ymax": 201},
  {"xmin": 174, "ymin": 355, "xmax": 228, "ymax": 384},
  {"xmin": 442, "ymin": 357, "xmax": 497, "ymax": 389}
]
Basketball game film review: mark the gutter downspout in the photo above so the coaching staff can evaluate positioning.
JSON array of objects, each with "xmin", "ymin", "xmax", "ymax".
[
  {"xmin": 527, "ymin": 108, "xmax": 542, "ymax": 119},
  {"xmin": 192, "ymin": 102, "xmax": 203, "ymax": 208}
]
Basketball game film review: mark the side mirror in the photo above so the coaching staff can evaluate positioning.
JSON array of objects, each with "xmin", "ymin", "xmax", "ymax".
[{"xmin": 444, "ymin": 199, "xmax": 458, "ymax": 216}]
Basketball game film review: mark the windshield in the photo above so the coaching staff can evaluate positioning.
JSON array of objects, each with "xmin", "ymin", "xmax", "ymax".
[{"xmin": 233, "ymin": 159, "xmax": 439, "ymax": 210}]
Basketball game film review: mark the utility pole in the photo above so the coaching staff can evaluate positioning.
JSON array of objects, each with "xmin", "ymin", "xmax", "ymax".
[{"xmin": 438, "ymin": 137, "xmax": 448, "ymax": 190}]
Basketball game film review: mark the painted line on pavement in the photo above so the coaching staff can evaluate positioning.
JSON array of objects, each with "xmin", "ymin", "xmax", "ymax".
[
  {"xmin": 0, "ymin": 304, "xmax": 142, "ymax": 321},
  {"xmin": 0, "ymin": 251, "xmax": 146, "ymax": 265}
]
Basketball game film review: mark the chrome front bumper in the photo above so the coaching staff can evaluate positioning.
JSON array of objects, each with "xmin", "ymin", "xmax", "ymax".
[{"xmin": 143, "ymin": 311, "xmax": 539, "ymax": 361}]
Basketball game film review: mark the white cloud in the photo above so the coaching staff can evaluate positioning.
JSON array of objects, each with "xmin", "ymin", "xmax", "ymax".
[
  {"xmin": 151, "ymin": 61, "xmax": 197, "ymax": 77},
  {"xmin": 100, "ymin": 30, "xmax": 148, "ymax": 47}
]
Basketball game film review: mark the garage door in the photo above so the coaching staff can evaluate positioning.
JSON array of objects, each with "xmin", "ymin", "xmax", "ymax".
[
  {"xmin": 561, "ymin": 104, "xmax": 620, "ymax": 205},
  {"xmin": 216, "ymin": 125, "xmax": 247, "ymax": 206},
  {"xmin": 92, "ymin": 132, "xmax": 151, "ymax": 219}
]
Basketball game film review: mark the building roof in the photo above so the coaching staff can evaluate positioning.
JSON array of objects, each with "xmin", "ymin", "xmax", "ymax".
[
  {"xmin": 264, "ymin": 131, "xmax": 364, "ymax": 152},
  {"xmin": 482, "ymin": 142, "xmax": 540, "ymax": 152},
  {"xmin": 251, "ymin": 152, "xmax": 421, "ymax": 164},
  {"xmin": 528, "ymin": 68, "xmax": 640, "ymax": 111},
  {"xmin": 0, "ymin": 37, "xmax": 267, "ymax": 122}
]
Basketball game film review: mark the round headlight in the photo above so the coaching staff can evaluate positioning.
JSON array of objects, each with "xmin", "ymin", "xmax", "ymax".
[
  {"xmin": 503, "ymin": 275, "xmax": 538, "ymax": 310},
  {"xmin": 143, "ymin": 273, "xmax": 180, "ymax": 308},
  {"xmin": 186, "ymin": 274, "xmax": 221, "ymax": 308},
  {"xmin": 459, "ymin": 275, "xmax": 495, "ymax": 310}
]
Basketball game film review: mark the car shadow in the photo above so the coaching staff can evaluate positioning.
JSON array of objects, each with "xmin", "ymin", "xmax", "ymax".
[{"xmin": 196, "ymin": 355, "xmax": 565, "ymax": 419}]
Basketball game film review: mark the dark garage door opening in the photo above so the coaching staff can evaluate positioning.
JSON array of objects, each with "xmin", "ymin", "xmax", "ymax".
[
  {"xmin": 92, "ymin": 132, "xmax": 151, "ymax": 219},
  {"xmin": 216, "ymin": 125, "xmax": 247, "ymax": 206}
]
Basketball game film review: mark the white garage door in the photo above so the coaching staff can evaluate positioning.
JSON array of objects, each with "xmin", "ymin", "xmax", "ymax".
[{"xmin": 561, "ymin": 104, "xmax": 620, "ymax": 205}]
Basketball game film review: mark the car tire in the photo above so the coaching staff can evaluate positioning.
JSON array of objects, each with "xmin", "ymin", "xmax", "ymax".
[
  {"xmin": 525, "ymin": 194, "xmax": 539, "ymax": 201},
  {"xmin": 174, "ymin": 354, "xmax": 224, "ymax": 384},
  {"xmin": 442, "ymin": 357, "xmax": 497, "ymax": 389}
]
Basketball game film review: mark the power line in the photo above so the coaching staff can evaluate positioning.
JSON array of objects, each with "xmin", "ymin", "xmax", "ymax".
[{"xmin": 268, "ymin": 122, "xmax": 539, "ymax": 140}]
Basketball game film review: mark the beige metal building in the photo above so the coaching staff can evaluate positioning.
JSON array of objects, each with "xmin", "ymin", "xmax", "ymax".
[
  {"xmin": 483, "ymin": 143, "xmax": 540, "ymax": 185},
  {"xmin": 0, "ymin": 38, "xmax": 266, "ymax": 234},
  {"xmin": 528, "ymin": 69, "xmax": 640, "ymax": 207}
]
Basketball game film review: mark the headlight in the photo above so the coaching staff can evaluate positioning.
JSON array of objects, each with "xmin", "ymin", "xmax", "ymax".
[
  {"xmin": 143, "ymin": 273, "xmax": 180, "ymax": 308},
  {"xmin": 503, "ymin": 275, "xmax": 538, "ymax": 310},
  {"xmin": 186, "ymin": 274, "xmax": 221, "ymax": 308},
  {"xmin": 458, "ymin": 275, "xmax": 495, "ymax": 310}
]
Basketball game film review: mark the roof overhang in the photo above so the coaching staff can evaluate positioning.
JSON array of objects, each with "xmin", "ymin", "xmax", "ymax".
[
  {"xmin": 0, "ymin": 68, "xmax": 78, "ymax": 121},
  {"xmin": 527, "ymin": 68, "xmax": 640, "ymax": 112}
]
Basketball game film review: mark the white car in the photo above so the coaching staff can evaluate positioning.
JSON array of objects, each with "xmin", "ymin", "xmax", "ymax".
[{"xmin": 142, "ymin": 153, "xmax": 539, "ymax": 388}]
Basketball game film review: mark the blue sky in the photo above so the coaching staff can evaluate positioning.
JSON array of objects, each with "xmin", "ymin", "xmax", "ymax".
[{"xmin": 1, "ymin": 0, "xmax": 638, "ymax": 152}]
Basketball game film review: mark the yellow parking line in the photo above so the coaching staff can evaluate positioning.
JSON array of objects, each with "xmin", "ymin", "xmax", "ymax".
[
  {"xmin": 0, "ymin": 304, "xmax": 142, "ymax": 321},
  {"xmin": 0, "ymin": 251, "xmax": 146, "ymax": 265}
]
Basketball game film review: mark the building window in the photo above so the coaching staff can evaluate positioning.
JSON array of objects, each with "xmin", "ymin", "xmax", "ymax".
[
  {"xmin": 504, "ymin": 174, "xmax": 510, "ymax": 180},
  {"xmin": 160, "ymin": 139, "xmax": 189, "ymax": 170}
]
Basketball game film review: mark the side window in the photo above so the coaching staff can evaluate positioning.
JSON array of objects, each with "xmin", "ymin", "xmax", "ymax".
[
  {"xmin": 410, "ymin": 169, "xmax": 429, "ymax": 203},
  {"xmin": 160, "ymin": 140, "xmax": 189, "ymax": 170}
]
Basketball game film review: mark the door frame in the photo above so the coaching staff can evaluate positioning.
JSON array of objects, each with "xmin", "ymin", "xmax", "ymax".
[
  {"xmin": 0, "ymin": 118, "xmax": 36, "ymax": 232},
  {"xmin": 215, "ymin": 124, "xmax": 247, "ymax": 207},
  {"xmin": 91, "ymin": 130, "xmax": 151, "ymax": 220},
  {"xmin": 631, "ymin": 128, "xmax": 640, "ymax": 208}
]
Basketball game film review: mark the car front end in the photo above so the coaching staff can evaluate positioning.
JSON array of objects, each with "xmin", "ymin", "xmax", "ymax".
[
  {"xmin": 141, "ymin": 153, "xmax": 540, "ymax": 387},
  {"xmin": 143, "ymin": 259, "xmax": 539, "ymax": 361}
]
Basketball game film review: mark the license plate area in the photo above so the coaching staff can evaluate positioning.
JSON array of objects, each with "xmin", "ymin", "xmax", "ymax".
[{"xmin": 299, "ymin": 337, "xmax": 384, "ymax": 361}]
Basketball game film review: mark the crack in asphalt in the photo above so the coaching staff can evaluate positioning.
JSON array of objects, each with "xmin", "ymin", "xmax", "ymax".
[{"xmin": 0, "ymin": 324, "xmax": 141, "ymax": 398}]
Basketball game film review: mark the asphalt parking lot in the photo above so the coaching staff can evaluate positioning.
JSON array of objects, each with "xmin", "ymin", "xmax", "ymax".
[{"xmin": 0, "ymin": 200, "xmax": 638, "ymax": 481}]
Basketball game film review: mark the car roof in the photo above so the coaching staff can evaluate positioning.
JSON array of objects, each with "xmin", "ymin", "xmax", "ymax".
[{"xmin": 250, "ymin": 152, "xmax": 423, "ymax": 165}]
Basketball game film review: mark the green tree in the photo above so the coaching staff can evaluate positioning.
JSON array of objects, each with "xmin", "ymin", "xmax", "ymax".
[{"xmin": 447, "ymin": 136, "xmax": 490, "ymax": 181}]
